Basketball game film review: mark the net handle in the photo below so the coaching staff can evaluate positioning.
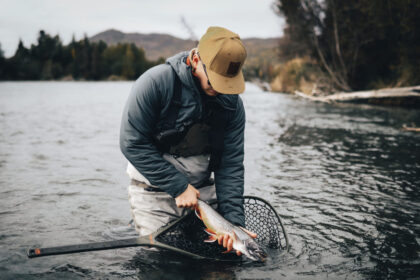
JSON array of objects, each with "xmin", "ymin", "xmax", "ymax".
[{"xmin": 27, "ymin": 213, "xmax": 208, "ymax": 259}]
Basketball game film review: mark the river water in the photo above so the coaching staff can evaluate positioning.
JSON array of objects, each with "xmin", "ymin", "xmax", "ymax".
[{"xmin": 0, "ymin": 82, "xmax": 419, "ymax": 279}]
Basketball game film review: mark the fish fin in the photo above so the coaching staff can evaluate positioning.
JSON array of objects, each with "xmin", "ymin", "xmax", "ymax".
[
  {"xmin": 204, "ymin": 228, "xmax": 216, "ymax": 235},
  {"xmin": 195, "ymin": 208, "xmax": 202, "ymax": 220},
  {"xmin": 232, "ymin": 229, "xmax": 239, "ymax": 240},
  {"xmin": 204, "ymin": 235, "xmax": 217, "ymax": 243}
]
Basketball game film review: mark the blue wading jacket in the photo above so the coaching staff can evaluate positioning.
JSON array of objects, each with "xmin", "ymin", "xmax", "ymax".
[{"xmin": 120, "ymin": 51, "xmax": 245, "ymax": 226}]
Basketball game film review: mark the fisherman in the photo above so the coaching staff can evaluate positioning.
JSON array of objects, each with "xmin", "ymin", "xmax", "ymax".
[{"xmin": 119, "ymin": 26, "xmax": 255, "ymax": 255}]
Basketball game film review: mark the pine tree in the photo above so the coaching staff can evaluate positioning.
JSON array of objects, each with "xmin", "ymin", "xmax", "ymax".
[
  {"xmin": 0, "ymin": 43, "xmax": 5, "ymax": 79},
  {"xmin": 122, "ymin": 44, "xmax": 135, "ymax": 79}
]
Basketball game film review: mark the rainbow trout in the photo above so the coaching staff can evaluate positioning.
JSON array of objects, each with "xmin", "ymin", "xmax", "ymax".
[{"xmin": 195, "ymin": 199, "xmax": 267, "ymax": 262}]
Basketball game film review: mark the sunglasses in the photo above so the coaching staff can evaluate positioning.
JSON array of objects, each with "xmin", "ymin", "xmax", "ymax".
[{"xmin": 196, "ymin": 52, "xmax": 212, "ymax": 87}]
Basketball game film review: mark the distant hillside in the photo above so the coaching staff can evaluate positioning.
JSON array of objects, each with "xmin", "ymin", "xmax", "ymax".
[
  {"xmin": 90, "ymin": 29, "xmax": 196, "ymax": 60},
  {"xmin": 90, "ymin": 29, "xmax": 280, "ymax": 63}
]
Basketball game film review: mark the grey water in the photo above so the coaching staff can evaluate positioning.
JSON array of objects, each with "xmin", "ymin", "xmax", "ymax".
[{"xmin": 0, "ymin": 81, "xmax": 419, "ymax": 279}]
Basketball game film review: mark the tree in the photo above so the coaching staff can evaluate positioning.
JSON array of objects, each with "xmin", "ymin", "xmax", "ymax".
[
  {"xmin": 11, "ymin": 40, "xmax": 39, "ymax": 80},
  {"xmin": 76, "ymin": 36, "xmax": 92, "ymax": 79},
  {"xmin": 2, "ymin": 30, "xmax": 161, "ymax": 81},
  {"xmin": 274, "ymin": 0, "xmax": 420, "ymax": 90},
  {"xmin": 0, "ymin": 43, "xmax": 5, "ymax": 79},
  {"xmin": 274, "ymin": 0, "xmax": 351, "ymax": 90},
  {"xmin": 122, "ymin": 44, "xmax": 135, "ymax": 79},
  {"xmin": 90, "ymin": 41, "xmax": 107, "ymax": 80}
]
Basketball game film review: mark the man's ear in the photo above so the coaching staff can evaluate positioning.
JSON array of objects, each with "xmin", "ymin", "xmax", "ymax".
[
  {"xmin": 192, "ymin": 54, "xmax": 200, "ymax": 66},
  {"xmin": 191, "ymin": 54, "xmax": 200, "ymax": 75}
]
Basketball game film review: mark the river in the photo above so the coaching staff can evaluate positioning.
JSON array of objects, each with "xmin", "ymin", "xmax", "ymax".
[{"xmin": 0, "ymin": 81, "xmax": 419, "ymax": 279}]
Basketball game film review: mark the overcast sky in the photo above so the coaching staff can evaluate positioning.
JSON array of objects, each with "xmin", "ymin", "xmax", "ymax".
[{"xmin": 0, "ymin": 0, "xmax": 284, "ymax": 57}]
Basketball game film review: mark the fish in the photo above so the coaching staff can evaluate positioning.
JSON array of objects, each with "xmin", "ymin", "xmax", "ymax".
[{"xmin": 195, "ymin": 199, "xmax": 267, "ymax": 262}]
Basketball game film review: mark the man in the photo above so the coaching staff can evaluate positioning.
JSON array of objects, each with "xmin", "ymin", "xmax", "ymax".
[{"xmin": 120, "ymin": 26, "xmax": 255, "ymax": 255}]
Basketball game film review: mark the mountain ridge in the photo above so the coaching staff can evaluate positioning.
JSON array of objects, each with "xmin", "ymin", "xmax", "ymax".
[{"xmin": 90, "ymin": 29, "xmax": 280, "ymax": 61}]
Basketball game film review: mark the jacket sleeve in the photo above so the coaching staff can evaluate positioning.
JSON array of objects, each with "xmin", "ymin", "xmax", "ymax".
[
  {"xmin": 119, "ymin": 72, "xmax": 189, "ymax": 198},
  {"xmin": 214, "ymin": 97, "xmax": 245, "ymax": 227}
]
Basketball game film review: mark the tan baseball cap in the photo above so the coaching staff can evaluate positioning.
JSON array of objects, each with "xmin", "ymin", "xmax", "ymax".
[{"xmin": 198, "ymin": 26, "xmax": 247, "ymax": 94}]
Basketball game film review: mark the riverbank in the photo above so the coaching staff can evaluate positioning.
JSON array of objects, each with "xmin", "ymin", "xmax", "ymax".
[
  {"xmin": 266, "ymin": 56, "xmax": 420, "ymax": 108},
  {"xmin": 294, "ymin": 85, "xmax": 420, "ymax": 108}
]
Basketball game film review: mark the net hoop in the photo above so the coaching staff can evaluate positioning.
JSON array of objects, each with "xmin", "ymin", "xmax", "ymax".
[{"xmin": 154, "ymin": 195, "xmax": 289, "ymax": 261}]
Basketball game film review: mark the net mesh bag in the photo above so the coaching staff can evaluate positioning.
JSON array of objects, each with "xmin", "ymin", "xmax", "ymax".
[{"xmin": 155, "ymin": 196, "xmax": 289, "ymax": 260}]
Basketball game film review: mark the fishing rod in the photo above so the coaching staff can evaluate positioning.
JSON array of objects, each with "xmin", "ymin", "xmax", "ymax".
[{"xmin": 27, "ymin": 196, "xmax": 289, "ymax": 260}]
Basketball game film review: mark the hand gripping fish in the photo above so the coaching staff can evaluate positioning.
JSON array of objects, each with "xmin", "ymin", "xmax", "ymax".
[{"xmin": 195, "ymin": 199, "xmax": 267, "ymax": 262}]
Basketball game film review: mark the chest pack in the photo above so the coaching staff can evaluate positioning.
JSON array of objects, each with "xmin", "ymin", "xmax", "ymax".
[{"xmin": 154, "ymin": 72, "xmax": 234, "ymax": 171}]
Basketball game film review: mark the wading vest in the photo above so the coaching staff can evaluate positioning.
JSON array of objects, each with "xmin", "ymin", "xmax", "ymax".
[{"xmin": 154, "ymin": 72, "xmax": 234, "ymax": 172}]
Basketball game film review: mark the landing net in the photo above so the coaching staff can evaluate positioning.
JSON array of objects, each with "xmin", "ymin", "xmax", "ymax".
[{"xmin": 155, "ymin": 196, "xmax": 289, "ymax": 260}]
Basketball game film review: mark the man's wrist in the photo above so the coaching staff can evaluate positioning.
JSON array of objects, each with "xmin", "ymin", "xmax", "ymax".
[{"xmin": 173, "ymin": 183, "xmax": 189, "ymax": 198}]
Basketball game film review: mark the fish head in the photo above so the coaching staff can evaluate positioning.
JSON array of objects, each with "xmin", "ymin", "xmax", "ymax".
[
  {"xmin": 232, "ymin": 227, "xmax": 268, "ymax": 262},
  {"xmin": 242, "ymin": 239, "xmax": 268, "ymax": 262}
]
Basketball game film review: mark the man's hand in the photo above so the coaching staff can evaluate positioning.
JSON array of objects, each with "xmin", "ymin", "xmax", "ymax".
[
  {"xmin": 218, "ymin": 227, "xmax": 257, "ymax": 256},
  {"xmin": 175, "ymin": 184, "xmax": 200, "ymax": 209}
]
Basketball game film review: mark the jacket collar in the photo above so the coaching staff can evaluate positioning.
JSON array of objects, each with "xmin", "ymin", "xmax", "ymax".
[{"xmin": 167, "ymin": 52, "xmax": 238, "ymax": 111}]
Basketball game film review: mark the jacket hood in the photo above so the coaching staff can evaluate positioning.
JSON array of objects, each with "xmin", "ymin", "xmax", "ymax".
[
  {"xmin": 166, "ymin": 51, "xmax": 238, "ymax": 111},
  {"xmin": 166, "ymin": 51, "xmax": 197, "ymax": 91}
]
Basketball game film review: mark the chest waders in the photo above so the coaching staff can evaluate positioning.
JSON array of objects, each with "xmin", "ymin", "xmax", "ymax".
[{"xmin": 154, "ymin": 72, "xmax": 233, "ymax": 172}]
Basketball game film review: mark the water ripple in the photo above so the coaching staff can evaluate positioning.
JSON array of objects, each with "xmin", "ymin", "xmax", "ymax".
[{"xmin": 1, "ymin": 82, "xmax": 419, "ymax": 279}]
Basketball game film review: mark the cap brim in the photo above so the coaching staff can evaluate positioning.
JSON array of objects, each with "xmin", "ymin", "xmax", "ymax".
[{"xmin": 207, "ymin": 69, "xmax": 245, "ymax": 94}]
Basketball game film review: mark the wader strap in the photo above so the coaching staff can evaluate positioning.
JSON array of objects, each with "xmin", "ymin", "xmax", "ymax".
[
  {"xmin": 154, "ymin": 72, "xmax": 183, "ymax": 150},
  {"xmin": 163, "ymin": 71, "xmax": 182, "ymax": 130},
  {"xmin": 208, "ymin": 109, "xmax": 230, "ymax": 172}
]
